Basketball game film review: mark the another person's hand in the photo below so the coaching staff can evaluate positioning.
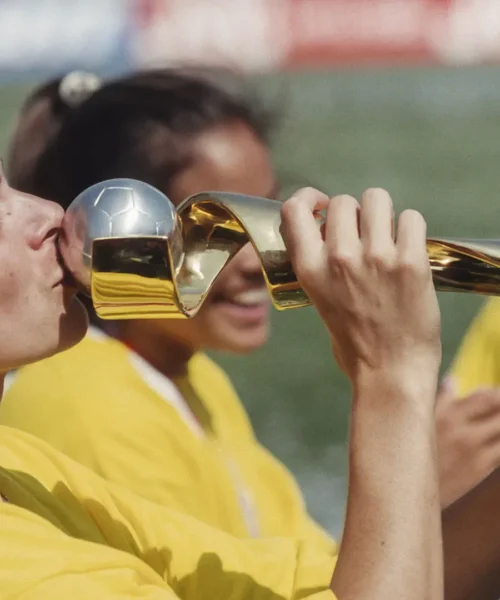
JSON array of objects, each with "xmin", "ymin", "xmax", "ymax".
[
  {"xmin": 436, "ymin": 375, "xmax": 500, "ymax": 508},
  {"xmin": 280, "ymin": 187, "xmax": 441, "ymax": 388}
]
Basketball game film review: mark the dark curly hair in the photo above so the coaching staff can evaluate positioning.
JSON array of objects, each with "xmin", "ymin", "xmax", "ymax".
[{"xmin": 7, "ymin": 67, "xmax": 276, "ymax": 207}]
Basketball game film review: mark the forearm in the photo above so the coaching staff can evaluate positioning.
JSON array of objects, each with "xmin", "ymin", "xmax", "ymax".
[
  {"xmin": 331, "ymin": 371, "xmax": 442, "ymax": 600},
  {"xmin": 443, "ymin": 469, "xmax": 500, "ymax": 600}
]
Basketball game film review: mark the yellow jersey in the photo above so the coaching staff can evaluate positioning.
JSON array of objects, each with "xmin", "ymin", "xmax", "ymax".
[
  {"xmin": 0, "ymin": 327, "xmax": 334, "ymax": 550},
  {"xmin": 0, "ymin": 425, "xmax": 337, "ymax": 599},
  {"xmin": 451, "ymin": 298, "xmax": 500, "ymax": 395}
]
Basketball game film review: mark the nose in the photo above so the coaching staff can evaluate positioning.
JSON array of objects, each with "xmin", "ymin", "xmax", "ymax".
[
  {"xmin": 234, "ymin": 242, "xmax": 264, "ymax": 278},
  {"xmin": 28, "ymin": 196, "xmax": 65, "ymax": 250}
]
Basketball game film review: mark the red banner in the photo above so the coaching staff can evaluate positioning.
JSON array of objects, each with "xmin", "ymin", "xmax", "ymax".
[
  {"xmin": 131, "ymin": 0, "xmax": 500, "ymax": 71},
  {"xmin": 285, "ymin": 0, "xmax": 500, "ymax": 68}
]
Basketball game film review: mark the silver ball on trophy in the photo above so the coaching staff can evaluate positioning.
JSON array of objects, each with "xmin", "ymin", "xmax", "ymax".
[{"xmin": 59, "ymin": 178, "xmax": 184, "ymax": 319}]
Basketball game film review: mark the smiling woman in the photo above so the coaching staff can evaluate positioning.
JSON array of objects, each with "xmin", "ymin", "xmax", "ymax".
[{"xmin": 0, "ymin": 67, "xmax": 336, "ymax": 550}]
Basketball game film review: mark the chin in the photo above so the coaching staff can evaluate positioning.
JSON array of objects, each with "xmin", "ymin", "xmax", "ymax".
[
  {"xmin": 215, "ymin": 328, "xmax": 270, "ymax": 355},
  {"xmin": 57, "ymin": 296, "xmax": 89, "ymax": 354},
  {"xmin": 0, "ymin": 299, "xmax": 89, "ymax": 372}
]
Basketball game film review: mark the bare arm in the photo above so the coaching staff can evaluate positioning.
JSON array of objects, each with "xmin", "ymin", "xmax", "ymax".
[
  {"xmin": 281, "ymin": 187, "xmax": 443, "ymax": 600},
  {"xmin": 333, "ymin": 373, "xmax": 441, "ymax": 600}
]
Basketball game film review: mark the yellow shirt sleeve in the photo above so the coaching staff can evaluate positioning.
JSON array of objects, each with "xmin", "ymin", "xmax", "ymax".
[
  {"xmin": 0, "ymin": 427, "xmax": 337, "ymax": 600},
  {"xmin": 1, "ymin": 504, "xmax": 179, "ymax": 599},
  {"xmin": 451, "ymin": 298, "xmax": 500, "ymax": 396}
]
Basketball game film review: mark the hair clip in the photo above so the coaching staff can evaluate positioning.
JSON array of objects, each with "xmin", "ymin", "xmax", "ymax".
[{"xmin": 58, "ymin": 71, "xmax": 102, "ymax": 108}]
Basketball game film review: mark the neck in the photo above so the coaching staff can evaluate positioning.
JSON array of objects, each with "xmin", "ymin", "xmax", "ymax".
[{"xmin": 116, "ymin": 321, "xmax": 195, "ymax": 379}]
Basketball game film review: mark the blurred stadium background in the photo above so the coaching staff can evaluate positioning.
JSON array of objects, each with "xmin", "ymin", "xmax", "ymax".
[{"xmin": 1, "ymin": 0, "xmax": 500, "ymax": 536}]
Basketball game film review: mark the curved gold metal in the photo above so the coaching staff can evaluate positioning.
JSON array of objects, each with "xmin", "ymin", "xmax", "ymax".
[
  {"xmin": 88, "ymin": 191, "xmax": 307, "ymax": 320},
  {"xmin": 426, "ymin": 237, "xmax": 500, "ymax": 295},
  {"xmin": 60, "ymin": 180, "xmax": 500, "ymax": 320}
]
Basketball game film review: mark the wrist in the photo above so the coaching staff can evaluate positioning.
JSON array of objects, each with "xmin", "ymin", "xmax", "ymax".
[
  {"xmin": 349, "ymin": 365, "xmax": 439, "ymax": 492},
  {"xmin": 352, "ymin": 362, "xmax": 439, "ymax": 419}
]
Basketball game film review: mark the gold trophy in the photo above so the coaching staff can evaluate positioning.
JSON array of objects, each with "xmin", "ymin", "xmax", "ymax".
[{"xmin": 58, "ymin": 179, "xmax": 500, "ymax": 320}]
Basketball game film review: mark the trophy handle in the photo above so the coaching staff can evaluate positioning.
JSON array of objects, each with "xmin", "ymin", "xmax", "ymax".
[
  {"xmin": 90, "ymin": 192, "xmax": 306, "ymax": 320},
  {"xmin": 174, "ymin": 192, "xmax": 308, "ymax": 315}
]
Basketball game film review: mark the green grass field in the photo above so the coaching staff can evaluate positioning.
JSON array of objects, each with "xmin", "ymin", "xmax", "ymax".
[{"xmin": 2, "ymin": 66, "xmax": 500, "ymax": 534}]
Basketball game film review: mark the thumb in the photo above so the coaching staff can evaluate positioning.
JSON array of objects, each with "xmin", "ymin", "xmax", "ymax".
[{"xmin": 437, "ymin": 374, "xmax": 458, "ymax": 405}]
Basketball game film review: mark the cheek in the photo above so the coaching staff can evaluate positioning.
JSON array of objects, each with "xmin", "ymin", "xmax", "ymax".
[
  {"xmin": 0, "ymin": 249, "xmax": 44, "ymax": 322},
  {"xmin": 208, "ymin": 272, "xmax": 232, "ymax": 297},
  {"xmin": 207, "ymin": 251, "xmax": 248, "ymax": 296},
  {"xmin": 0, "ymin": 266, "xmax": 24, "ymax": 313}
]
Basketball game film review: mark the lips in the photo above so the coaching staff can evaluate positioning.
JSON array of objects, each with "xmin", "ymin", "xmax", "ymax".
[
  {"xmin": 61, "ymin": 268, "xmax": 78, "ymax": 288},
  {"xmin": 55, "ymin": 240, "xmax": 77, "ymax": 289},
  {"xmin": 210, "ymin": 287, "xmax": 270, "ymax": 324},
  {"xmin": 230, "ymin": 288, "xmax": 269, "ymax": 307},
  {"xmin": 213, "ymin": 287, "xmax": 269, "ymax": 308},
  {"xmin": 53, "ymin": 268, "xmax": 77, "ymax": 289}
]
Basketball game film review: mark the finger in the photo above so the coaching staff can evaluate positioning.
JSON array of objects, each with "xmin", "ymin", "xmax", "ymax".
[
  {"xmin": 324, "ymin": 194, "xmax": 361, "ymax": 253},
  {"xmin": 436, "ymin": 375, "xmax": 458, "ymax": 407},
  {"xmin": 396, "ymin": 209, "xmax": 428, "ymax": 263},
  {"xmin": 480, "ymin": 445, "xmax": 500, "ymax": 475},
  {"xmin": 463, "ymin": 389, "xmax": 500, "ymax": 421},
  {"xmin": 359, "ymin": 188, "xmax": 395, "ymax": 253},
  {"xmin": 482, "ymin": 432, "xmax": 500, "ymax": 463},
  {"xmin": 280, "ymin": 187, "xmax": 329, "ymax": 276}
]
